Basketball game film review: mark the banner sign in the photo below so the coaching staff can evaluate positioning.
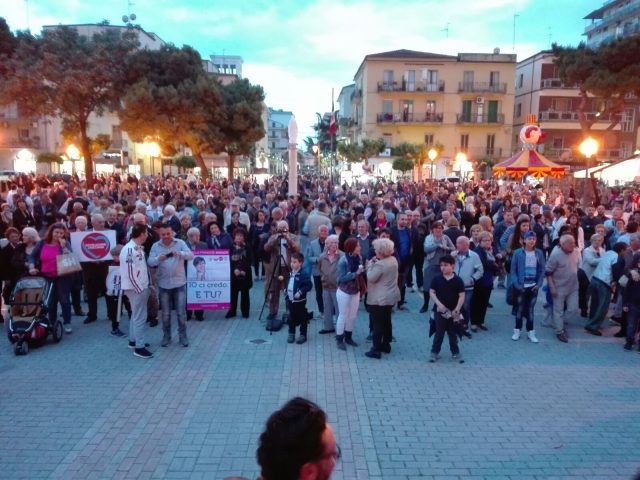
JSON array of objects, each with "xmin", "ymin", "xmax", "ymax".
[
  {"xmin": 186, "ymin": 250, "xmax": 230, "ymax": 310},
  {"xmin": 70, "ymin": 230, "xmax": 117, "ymax": 262}
]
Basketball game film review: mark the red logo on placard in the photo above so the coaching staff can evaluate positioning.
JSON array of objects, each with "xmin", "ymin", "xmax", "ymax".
[{"xmin": 80, "ymin": 232, "xmax": 111, "ymax": 260}]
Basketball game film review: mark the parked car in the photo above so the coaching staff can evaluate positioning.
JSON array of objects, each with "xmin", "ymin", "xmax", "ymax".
[{"xmin": 0, "ymin": 170, "xmax": 17, "ymax": 181}]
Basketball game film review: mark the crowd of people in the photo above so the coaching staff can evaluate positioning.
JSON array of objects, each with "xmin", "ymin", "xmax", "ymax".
[{"xmin": 1, "ymin": 171, "xmax": 640, "ymax": 361}]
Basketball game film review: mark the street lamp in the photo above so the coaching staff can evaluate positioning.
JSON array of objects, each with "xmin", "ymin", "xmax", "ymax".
[
  {"xmin": 579, "ymin": 137, "xmax": 598, "ymax": 178},
  {"xmin": 143, "ymin": 142, "xmax": 160, "ymax": 176},
  {"xmin": 312, "ymin": 144, "xmax": 320, "ymax": 173},
  {"xmin": 66, "ymin": 144, "xmax": 80, "ymax": 176},
  {"xmin": 455, "ymin": 151, "xmax": 469, "ymax": 180},
  {"xmin": 428, "ymin": 148, "xmax": 438, "ymax": 183}
]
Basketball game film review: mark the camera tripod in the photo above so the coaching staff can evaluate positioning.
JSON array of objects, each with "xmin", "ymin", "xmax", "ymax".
[{"xmin": 258, "ymin": 243, "xmax": 291, "ymax": 333}]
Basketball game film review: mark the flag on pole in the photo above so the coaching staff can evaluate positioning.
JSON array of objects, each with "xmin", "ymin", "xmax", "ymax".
[{"xmin": 329, "ymin": 111, "xmax": 336, "ymax": 137}]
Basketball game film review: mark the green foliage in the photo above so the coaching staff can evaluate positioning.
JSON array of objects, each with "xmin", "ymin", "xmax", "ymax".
[
  {"xmin": 36, "ymin": 152, "xmax": 63, "ymax": 164},
  {"xmin": 553, "ymin": 37, "xmax": 640, "ymax": 131},
  {"xmin": 337, "ymin": 142, "xmax": 361, "ymax": 163},
  {"xmin": 303, "ymin": 136, "xmax": 316, "ymax": 155},
  {"xmin": 0, "ymin": 26, "xmax": 140, "ymax": 187},
  {"xmin": 392, "ymin": 156, "xmax": 414, "ymax": 173},
  {"xmin": 173, "ymin": 155, "xmax": 197, "ymax": 169},
  {"xmin": 312, "ymin": 112, "xmax": 333, "ymax": 154},
  {"xmin": 359, "ymin": 138, "xmax": 386, "ymax": 163}
]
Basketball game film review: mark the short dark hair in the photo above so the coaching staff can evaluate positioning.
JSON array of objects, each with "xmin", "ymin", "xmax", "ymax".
[
  {"xmin": 256, "ymin": 397, "xmax": 327, "ymax": 480},
  {"xmin": 193, "ymin": 256, "xmax": 205, "ymax": 267},
  {"xmin": 291, "ymin": 252, "xmax": 304, "ymax": 263},
  {"xmin": 439, "ymin": 254, "xmax": 455, "ymax": 266},
  {"xmin": 130, "ymin": 224, "xmax": 147, "ymax": 240}
]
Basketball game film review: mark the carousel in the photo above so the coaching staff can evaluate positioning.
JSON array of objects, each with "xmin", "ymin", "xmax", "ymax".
[{"xmin": 493, "ymin": 116, "xmax": 567, "ymax": 180}]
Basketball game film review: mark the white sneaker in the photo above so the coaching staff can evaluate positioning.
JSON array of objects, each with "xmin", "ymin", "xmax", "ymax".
[
  {"xmin": 64, "ymin": 325, "xmax": 73, "ymax": 334},
  {"xmin": 527, "ymin": 330, "xmax": 539, "ymax": 343},
  {"xmin": 512, "ymin": 329, "xmax": 521, "ymax": 341}
]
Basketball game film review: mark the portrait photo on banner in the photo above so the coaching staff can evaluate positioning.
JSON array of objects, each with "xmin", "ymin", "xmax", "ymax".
[{"xmin": 186, "ymin": 249, "xmax": 231, "ymax": 310}]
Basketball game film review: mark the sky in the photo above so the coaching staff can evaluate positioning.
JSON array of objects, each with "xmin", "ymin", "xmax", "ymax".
[{"xmin": 1, "ymin": 0, "xmax": 604, "ymax": 140}]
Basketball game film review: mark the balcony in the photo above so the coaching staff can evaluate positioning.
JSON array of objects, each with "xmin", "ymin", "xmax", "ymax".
[
  {"xmin": 539, "ymin": 78, "xmax": 576, "ymax": 89},
  {"xmin": 377, "ymin": 80, "xmax": 445, "ymax": 93},
  {"xmin": 458, "ymin": 82, "xmax": 507, "ymax": 94},
  {"xmin": 464, "ymin": 146, "xmax": 504, "ymax": 159},
  {"xmin": 456, "ymin": 113, "xmax": 504, "ymax": 125},
  {"xmin": 350, "ymin": 88, "xmax": 362, "ymax": 101},
  {"xmin": 377, "ymin": 112, "xmax": 444, "ymax": 124},
  {"xmin": 0, "ymin": 137, "xmax": 41, "ymax": 149},
  {"xmin": 539, "ymin": 111, "xmax": 613, "ymax": 122},
  {"xmin": 584, "ymin": 1, "xmax": 640, "ymax": 35}
]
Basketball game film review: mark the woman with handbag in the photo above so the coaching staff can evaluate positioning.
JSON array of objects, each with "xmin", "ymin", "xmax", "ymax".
[
  {"xmin": 364, "ymin": 238, "xmax": 400, "ymax": 359},
  {"xmin": 28, "ymin": 223, "xmax": 78, "ymax": 334},
  {"xmin": 335, "ymin": 237, "xmax": 364, "ymax": 351}
]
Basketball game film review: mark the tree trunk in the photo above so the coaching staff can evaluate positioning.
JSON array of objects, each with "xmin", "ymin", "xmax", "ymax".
[
  {"xmin": 227, "ymin": 153, "xmax": 235, "ymax": 180},
  {"xmin": 193, "ymin": 151, "xmax": 209, "ymax": 181},
  {"xmin": 79, "ymin": 116, "xmax": 94, "ymax": 189}
]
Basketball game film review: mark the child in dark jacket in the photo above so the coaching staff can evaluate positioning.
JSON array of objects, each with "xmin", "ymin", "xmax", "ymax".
[{"xmin": 286, "ymin": 252, "xmax": 313, "ymax": 344}]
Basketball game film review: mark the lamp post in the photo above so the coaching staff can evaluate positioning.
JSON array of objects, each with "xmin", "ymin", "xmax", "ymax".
[
  {"xmin": 455, "ymin": 151, "xmax": 468, "ymax": 180},
  {"xmin": 579, "ymin": 137, "xmax": 599, "ymax": 205},
  {"xmin": 287, "ymin": 116, "xmax": 298, "ymax": 196},
  {"xmin": 66, "ymin": 144, "xmax": 80, "ymax": 176},
  {"xmin": 143, "ymin": 141, "xmax": 160, "ymax": 176},
  {"xmin": 312, "ymin": 144, "xmax": 320, "ymax": 173},
  {"xmin": 428, "ymin": 148, "xmax": 438, "ymax": 184}
]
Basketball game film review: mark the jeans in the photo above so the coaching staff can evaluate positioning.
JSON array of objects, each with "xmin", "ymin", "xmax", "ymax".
[
  {"xmin": 159, "ymin": 285, "xmax": 187, "ymax": 339},
  {"xmin": 147, "ymin": 268, "xmax": 159, "ymax": 321},
  {"xmin": 406, "ymin": 252, "xmax": 424, "ymax": 289},
  {"xmin": 461, "ymin": 287, "xmax": 473, "ymax": 328},
  {"xmin": 431, "ymin": 312, "xmax": 460, "ymax": 355},
  {"xmin": 586, "ymin": 277, "xmax": 611, "ymax": 331},
  {"xmin": 336, "ymin": 289, "xmax": 359, "ymax": 335},
  {"xmin": 48, "ymin": 275, "xmax": 73, "ymax": 326},
  {"xmin": 368, "ymin": 304, "xmax": 392, "ymax": 352},
  {"xmin": 626, "ymin": 305, "xmax": 640, "ymax": 343},
  {"xmin": 313, "ymin": 275, "xmax": 324, "ymax": 313},
  {"xmin": 322, "ymin": 289, "xmax": 338, "ymax": 330},
  {"xmin": 126, "ymin": 289, "xmax": 149, "ymax": 348},
  {"xmin": 552, "ymin": 288, "xmax": 579, "ymax": 334},
  {"xmin": 515, "ymin": 286, "xmax": 538, "ymax": 331}
]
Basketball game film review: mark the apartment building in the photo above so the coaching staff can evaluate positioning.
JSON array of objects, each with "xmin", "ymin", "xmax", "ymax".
[
  {"xmin": 515, "ymin": 50, "xmax": 637, "ymax": 165},
  {"xmin": 350, "ymin": 49, "xmax": 516, "ymax": 178},
  {"xmin": 584, "ymin": 0, "xmax": 640, "ymax": 47}
]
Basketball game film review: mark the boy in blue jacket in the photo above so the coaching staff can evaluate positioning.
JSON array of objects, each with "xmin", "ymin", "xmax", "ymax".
[{"xmin": 286, "ymin": 252, "xmax": 313, "ymax": 344}]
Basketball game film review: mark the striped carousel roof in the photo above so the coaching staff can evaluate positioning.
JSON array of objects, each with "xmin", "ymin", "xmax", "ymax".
[{"xmin": 493, "ymin": 149, "xmax": 567, "ymax": 180}]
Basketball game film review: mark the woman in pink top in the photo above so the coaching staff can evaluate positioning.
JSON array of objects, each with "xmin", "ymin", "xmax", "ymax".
[{"xmin": 28, "ymin": 223, "xmax": 75, "ymax": 333}]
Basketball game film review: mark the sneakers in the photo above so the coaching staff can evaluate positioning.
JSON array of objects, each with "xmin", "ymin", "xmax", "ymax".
[
  {"xmin": 527, "ymin": 330, "xmax": 539, "ymax": 343},
  {"xmin": 83, "ymin": 317, "xmax": 96, "ymax": 325},
  {"xmin": 64, "ymin": 325, "xmax": 73, "ymax": 334},
  {"xmin": 161, "ymin": 336, "xmax": 171, "ymax": 347},
  {"xmin": 287, "ymin": 333, "xmax": 295, "ymax": 344},
  {"xmin": 452, "ymin": 354, "xmax": 465, "ymax": 364},
  {"xmin": 110, "ymin": 328, "xmax": 125, "ymax": 337},
  {"xmin": 556, "ymin": 331, "xmax": 569, "ymax": 343},
  {"xmin": 295, "ymin": 335, "xmax": 307, "ymax": 345},
  {"xmin": 365, "ymin": 350, "xmax": 381, "ymax": 359},
  {"xmin": 512, "ymin": 329, "xmax": 521, "ymax": 341},
  {"xmin": 179, "ymin": 336, "xmax": 189, "ymax": 347},
  {"xmin": 128, "ymin": 341, "xmax": 150, "ymax": 349},
  {"xmin": 584, "ymin": 328, "xmax": 602, "ymax": 336},
  {"xmin": 133, "ymin": 347, "xmax": 153, "ymax": 359},
  {"xmin": 318, "ymin": 328, "xmax": 335, "ymax": 335},
  {"xmin": 429, "ymin": 352, "xmax": 439, "ymax": 363}
]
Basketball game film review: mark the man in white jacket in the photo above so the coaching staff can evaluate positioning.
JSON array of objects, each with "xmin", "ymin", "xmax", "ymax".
[{"xmin": 120, "ymin": 224, "xmax": 152, "ymax": 359}]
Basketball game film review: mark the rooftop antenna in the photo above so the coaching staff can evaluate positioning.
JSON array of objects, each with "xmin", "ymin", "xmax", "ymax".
[
  {"xmin": 441, "ymin": 22, "xmax": 450, "ymax": 39},
  {"xmin": 512, "ymin": 14, "xmax": 519, "ymax": 52},
  {"xmin": 122, "ymin": 0, "xmax": 137, "ymax": 26},
  {"xmin": 547, "ymin": 26, "xmax": 553, "ymax": 47}
]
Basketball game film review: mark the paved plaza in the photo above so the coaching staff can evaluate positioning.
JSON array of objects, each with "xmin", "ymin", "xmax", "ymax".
[{"xmin": 1, "ymin": 281, "xmax": 640, "ymax": 480}]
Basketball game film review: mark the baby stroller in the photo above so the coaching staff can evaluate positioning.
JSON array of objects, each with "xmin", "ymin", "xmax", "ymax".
[{"xmin": 6, "ymin": 276, "xmax": 61, "ymax": 355}]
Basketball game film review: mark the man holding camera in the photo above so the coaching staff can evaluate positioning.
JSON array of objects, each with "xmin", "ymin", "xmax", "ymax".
[
  {"xmin": 264, "ymin": 220, "xmax": 300, "ymax": 321},
  {"xmin": 148, "ymin": 223, "xmax": 194, "ymax": 347}
]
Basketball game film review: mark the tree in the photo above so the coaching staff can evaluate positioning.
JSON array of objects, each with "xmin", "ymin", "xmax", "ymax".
[
  {"xmin": 302, "ymin": 136, "xmax": 316, "ymax": 155},
  {"xmin": 392, "ymin": 156, "xmax": 414, "ymax": 175},
  {"xmin": 173, "ymin": 155, "xmax": 197, "ymax": 172},
  {"xmin": 312, "ymin": 112, "xmax": 334, "ymax": 154},
  {"xmin": 212, "ymin": 78, "xmax": 266, "ymax": 177},
  {"xmin": 36, "ymin": 152, "xmax": 63, "ymax": 164},
  {"xmin": 118, "ymin": 45, "xmax": 225, "ymax": 180},
  {"xmin": 359, "ymin": 138, "xmax": 386, "ymax": 165},
  {"xmin": 553, "ymin": 36, "xmax": 640, "ymax": 133},
  {"xmin": 337, "ymin": 142, "xmax": 361, "ymax": 164},
  {"xmin": 0, "ymin": 26, "xmax": 139, "ymax": 188}
]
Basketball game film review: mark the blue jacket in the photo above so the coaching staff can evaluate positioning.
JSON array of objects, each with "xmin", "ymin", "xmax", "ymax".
[
  {"xmin": 286, "ymin": 269, "xmax": 313, "ymax": 303},
  {"xmin": 509, "ymin": 247, "xmax": 546, "ymax": 290}
]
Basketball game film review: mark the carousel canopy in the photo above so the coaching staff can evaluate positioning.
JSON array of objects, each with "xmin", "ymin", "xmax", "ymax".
[{"xmin": 493, "ymin": 149, "xmax": 567, "ymax": 180}]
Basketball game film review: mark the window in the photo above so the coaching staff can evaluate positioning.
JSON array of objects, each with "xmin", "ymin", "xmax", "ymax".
[
  {"xmin": 620, "ymin": 141, "xmax": 632, "ymax": 158},
  {"xmin": 463, "ymin": 71, "xmax": 474, "ymax": 90},
  {"xmin": 271, "ymin": 141, "xmax": 276, "ymax": 149},
  {"xmin": 423, "ymin": 69, "xmax": 438, "ymax": 91},
  {"xmin": 487, "ymin": 100, "xmax": 499, "ymax": 123},
  {"xmin": 405, "ymin": 70, "xmax": 416, "ymax": 91},
  {"xmin": 621, "ymin": 108, "xmax": 635, "ymax": 132},
  {"xmin": 460, "ymin": 134, "xmax": 469, "ymax": 152},
  {"xmin": 382, "ymin": 134, "xmax": 392, "ymax": 147},
  {"xmin": 551, "ymin": 98, "xmax": 569, "ymax": 111},
  {"xmin": 489, "ymin": 71, "xmax": 500, "ymax": 87},
  {"xmin": 552, "ymin": 137, "xmax": 564, "ymax": 149},
  {"xmin": 517, "ymin": 73, "xmax": 524, "ymax": 88},
  {"xmin": 515, "ymin": 103, "xmax": 522, "ymax": 118},
  {"xmin": 424, "ymin": 134, "xmax": 434, "ymax": 145},
  {"xmin": 19, "ymin": 129, "xmax": 29, "ymax": 138},
  {"xmin": 486, "ymin": 134, "xmax": 495, "ymax": 155},
  {"xmin": 401, "ymin": 100, "xmax": 414, "ymax": 121},
  {"xmin": 383, "ymin": 70, "xmax": 394, "ymax": 90},
  {"xmin": 426, "ymin": 100, "xmax": 436, "ymax": 121},
  {"xmin": 271, "ymin": 121, "xmax": 276, "ymax": 128},
  {"xmin": 382, "ymin": 100, "xmax": 393, "ymax": 114},
  {"xmin": 461, "ymin": 100, "xmax": 472, "ymax": 122}
]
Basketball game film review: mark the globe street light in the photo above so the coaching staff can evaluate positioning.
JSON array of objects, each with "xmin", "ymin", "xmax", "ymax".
[
  {"xmin": 66, "ymin": 144, "xmax": 80, "ymax": 175},
  {"xmin": 579, "ymin": 137, "xmax": 599, "ymax": 205},
  {"xmin": 427, "ymin": 148, "xmax": 438, "ymax": 183},
  {"xmin": 455, "ymin": 151, "xmax": 469, "ymax": 180}
]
